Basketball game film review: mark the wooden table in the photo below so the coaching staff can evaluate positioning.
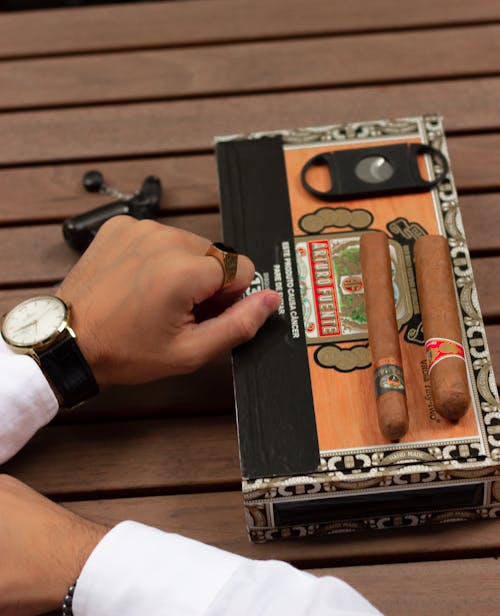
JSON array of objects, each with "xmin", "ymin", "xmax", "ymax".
[{"xmin": 1, "ymin": 2, "xmax": 499, "ymax": 613}]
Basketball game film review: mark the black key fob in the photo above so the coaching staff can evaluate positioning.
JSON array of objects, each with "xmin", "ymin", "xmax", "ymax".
[{"xmin": 63, "ymin": 175, "xmax": 161, "ymax": 251}]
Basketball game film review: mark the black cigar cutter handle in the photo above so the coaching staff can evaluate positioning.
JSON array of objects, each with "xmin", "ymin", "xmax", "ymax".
[
  {"xmin": 63, "ymin": 175, "xmax": 161, "ymax": 251},
  {"xmin": 300, "ymin": 143, "xmax": 449, "ymax": 202}
]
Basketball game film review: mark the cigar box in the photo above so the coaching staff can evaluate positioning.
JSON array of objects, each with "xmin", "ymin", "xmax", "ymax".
[{"xmin": 215, "ymin": 115, "xmax": 500, "ymax": 543}]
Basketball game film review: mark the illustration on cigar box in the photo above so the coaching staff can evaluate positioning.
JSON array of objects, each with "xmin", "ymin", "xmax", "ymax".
[
  {"xmin": 295, "ymin": 230, "xmax": 414, "ymax": 348},
  {"xmin": 216, "ymin": 115, "xmax": 499, "ymax": 543}
]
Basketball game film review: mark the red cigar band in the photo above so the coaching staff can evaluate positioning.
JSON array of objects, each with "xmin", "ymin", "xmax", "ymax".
[{"xmin": 425, "ymin": 337, "xmax": 465, "ymax": 374}]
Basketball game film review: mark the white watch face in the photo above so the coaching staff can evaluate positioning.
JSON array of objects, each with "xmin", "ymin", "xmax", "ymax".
[{"xmin": 2, "ymin": 296, "xmax": 68, "ymax": 348}]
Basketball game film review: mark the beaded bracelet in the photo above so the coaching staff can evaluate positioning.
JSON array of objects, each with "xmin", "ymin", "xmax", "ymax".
[{"xmin": 62, "ymin": 581, "xmax": 77, "ymax": 616}]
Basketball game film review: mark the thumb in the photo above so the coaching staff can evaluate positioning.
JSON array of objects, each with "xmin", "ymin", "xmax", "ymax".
[{"xmin": 189, "ymin": 290, "xmax": 281, "ymax": 364}]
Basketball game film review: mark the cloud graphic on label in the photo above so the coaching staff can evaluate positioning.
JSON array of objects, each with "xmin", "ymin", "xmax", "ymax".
[
  {"xmin": 314, "ymin": 343, "xmax": 371, "ymax": 372},
  {"xmin": 299, "ymin": 207, "xmax": 373, "ymax": 234}
]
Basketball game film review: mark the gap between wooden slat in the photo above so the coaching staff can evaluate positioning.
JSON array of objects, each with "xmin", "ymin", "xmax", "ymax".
[
  {"xmin": 0, "ymin": 155, "xmax": 217, "ymax": 224},
  {"xmin": 0, "ymin": 318, "xmax": 496, "ymax": 421},
  {"xmin": 61, "ymin": 491, "xmax": 500, "ymax": 568},
  {"xmin": 0, "ymin": 215, "xmax": 498, "ymax": 289},
  {"xmin": 1, "ymin": 0, "xmax": 500, "ymax": 60},
  {"xmin": 0, "ymin": 135, "xmax": 499, "ymax": 225},
  {"xmin": 1, "ymin": 323, "xmax": 496, "ymax": 423},
  {"xmin": 2, "ymin": 333, "xmax": 498, "ymax": 496},
  {"xmin": 309, "ymin": 558, "xmax": 500, "ymax": 616},
  {"xmin": 0, "ymin": 213, "xmax": 220, "ymax": 288},
  {"xmin": 2, "ymin": 78, "xmax": 500, "ymax": 165},
  {"xmin": 0, "ymin": 415, "xmax": 240, "ymax": 498},
  {"xmin": 1, "ymin": 24, "xmax": 500, "ymax": 111},
  {"xmin": 40, "ymin": 558, "xmax": 498, "ymax": 616},
  {"xmin": 4, "ymin": 76, "xmax": 500, "ymax": 116}
]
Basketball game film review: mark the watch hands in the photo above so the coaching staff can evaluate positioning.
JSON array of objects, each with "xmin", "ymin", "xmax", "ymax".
[
  {"xmin": 13, "ymin": 307, "xmax": 56, "ymax": 334},
  {"xmin": 14, "ymin": 320, "xmax": 38, "ymax": 333}
]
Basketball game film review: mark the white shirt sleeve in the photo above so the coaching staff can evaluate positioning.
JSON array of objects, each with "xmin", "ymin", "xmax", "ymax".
[
  {"xmin": 0, "ymin": 336, "xmax": 58, "ymax": 464},
  {"xmin": 74, "ymin": 521, "xmax": 381, "ymax": 616},
  {"xmin": 0, "ymin": 339, "xmax": 380, "ymax": 615}
]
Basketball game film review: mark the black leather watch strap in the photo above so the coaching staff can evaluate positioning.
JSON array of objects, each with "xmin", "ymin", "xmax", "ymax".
[{"xmin": 38, "ymin": 335, "xmax": 99, "ymax": 409}]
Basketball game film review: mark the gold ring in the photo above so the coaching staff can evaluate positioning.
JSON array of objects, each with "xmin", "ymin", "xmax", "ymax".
[{"xmin": 205, "ymin": 242, "xmax": 238, "ymax": 289}]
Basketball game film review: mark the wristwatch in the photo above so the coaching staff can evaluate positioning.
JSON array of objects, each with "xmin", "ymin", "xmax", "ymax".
[{"xmin": 1, "ymin": 295, "xmax": 99, "ymax": 409}]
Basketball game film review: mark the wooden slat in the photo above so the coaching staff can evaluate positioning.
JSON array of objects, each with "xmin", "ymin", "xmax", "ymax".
[
  {"xmin": 460, "ymin": 194, "xmax": 500, "ymax": 254},
  {"xmin": 0, "ymin": 156, "xmax": 218, "ymax": 224},
  {"xmin": 0, "ymin": 0, "xmax": 498, "ymax": 595},
  {"xmin": 311, "ymin": 558, "xmax": 500, "ymax": 615},
  {"xmin": 63, "ymin": 491, "xmax": 500, "ymax": 566},
  {"xmin": 486, "ymin": 325, "xmax": 500, "ymax": 367},
  {"xmin": 449, "ymin": 134, "xmax": 500, "ymax": 191},
  {"xmin": 70, "ymin": 352, "xmax": 234, "ymax": 418},
  {"xmin": 4, "ymin": 320, "xmax": 499, "ymax": 492},
  {"xmin": 2, "ymin": 135, "xmax": 500, "ymax": 225},
  {"xmin": 0, "ymin": 216, "xmax": 497, "ymax": 288},
  {"xmin": 0, "ymin": 416, "xmax": 240, "ymax": 497},
  {"xmin": 13, "ymin": 257, "xmax": 500, "ymax": 339},
  {"xmin": 0, "ymin": 321, "xmax": 497, "ymax": 422},
  {"xmin": 2, "ymin": 78, "xmax": 500, "ymax": 165},
  {"xmin": 472, "ymin": 257, "xmax": 500, "ymax": 319},
  {"xmin": 0, "ymin": 214, "xmax": 221, "ymax": 286},
  {"xmin": 0, "ymin": 296, "xmax": 234, "ymax": 416},
  {"xmin": 0, "ymin": 287, "xmax": 60, "ymax": 316},
  {"xmin": 3, "ymin": 332, "xmax": 500, "ymax": 495},
  {"xmin": 2, "ymin": 0, "xmax": 500, "ymax": 60},
  {"xmin": 2, "ymin": 24, "xmax": 500, "ymax": 110}
]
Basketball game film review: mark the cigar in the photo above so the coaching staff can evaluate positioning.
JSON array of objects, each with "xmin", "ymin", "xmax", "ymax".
[
  {"xmin": 360, "ymin": 231, "xmax": 409, "ymax": 440},
  {"xmin": 414, "ymin": 235, "xmax": 470, "ymax": 420}
]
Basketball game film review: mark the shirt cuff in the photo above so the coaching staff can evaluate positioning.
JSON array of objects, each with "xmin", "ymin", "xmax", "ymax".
[
  {"xmin": 73, "ymin": 521, "xmax": 243, "ymax": 616},
  {"xmin": 73, "ymin": 521, "xmax": 381, "ymax": 616},
  {"xmin": 0, "ymin": 336, "xmax": 58, "ymax": 464}
]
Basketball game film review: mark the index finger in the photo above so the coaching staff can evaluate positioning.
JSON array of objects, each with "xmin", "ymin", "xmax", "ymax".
[{"xmin": 189, "ymin": 252, "xmax": 255, "ymax": 305}]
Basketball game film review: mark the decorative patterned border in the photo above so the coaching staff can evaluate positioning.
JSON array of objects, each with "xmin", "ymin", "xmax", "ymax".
[
  {"xmin": 235, "ymin": 115, "xmax": 500, "ymax": 474},
  {"xmin": 215, "ymin": 117, "xmax": 421, "ymax": 145},
  {"xmin": 220, "ymin": 115, "xmax": 500, "ymax": 540},
  {"xmin": 245, "ymin": 477, "xmax": 500, "ymax": 543},
  {"xmin": 243, "ymin": 463, "xmax": 500, "ymax": 500}
]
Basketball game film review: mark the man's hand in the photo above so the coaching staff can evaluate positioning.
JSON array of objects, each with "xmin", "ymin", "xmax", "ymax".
[
  {"xmin": 56, "ymin": 217, "xmax": 281, "ymax": 386},
  {"xmin": 0, "ymin": 474, "xmax": 107, "ymax": 616}
]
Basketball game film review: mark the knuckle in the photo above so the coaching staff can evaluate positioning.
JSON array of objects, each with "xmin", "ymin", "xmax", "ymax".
[
  {"xmin": 97, "ymin": 214, "xmax": 134, "ymax": 238},
  {"xmin": 244, "ymin": 255, "xmax": 256, "ymax": 277},
  {"xmin": 136, "ymin": 222, "xmax": 186, "ymax": 253},
  {"xmin": 0, "ymin": 473, "xmax": 15, "ymax": 487},
  {"xmin": 163, "ymin": 226, "xmax": 188, "ymax": 245},
  {"xmin": 166, "ymin": 226, "xmax": 209, "ymax": 253},
  {"xmin": 167, "ymin": 258, "xmax": 198, "ymax": 289},
  {"xmin": 184, "ymin": 228, "xmax": 209, "ymax": 244},
  {"xmin": 135, "ymin": 218, "xmax": 162, "ymax": 234},
  {"xmin": 238, "ymin": 255, "xmax": 255, "ymax": 284},
  {"xmin": 132, "ymin": 220, "xmax": 164, "ymax": 248}
]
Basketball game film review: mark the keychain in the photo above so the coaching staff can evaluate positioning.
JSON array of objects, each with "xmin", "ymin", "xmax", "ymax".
[{"xmin": 63, "ymin": 171, "xmax": 162, "ymax": 251}]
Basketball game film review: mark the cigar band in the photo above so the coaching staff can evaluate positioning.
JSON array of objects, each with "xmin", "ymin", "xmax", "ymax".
[
  {"xmin": 373, "ymin": 360, "xmax": 405, "ymax": 398},
  {"xmin": 425, "ymin": 337, "xmax": 465, "ymax": 374}
]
